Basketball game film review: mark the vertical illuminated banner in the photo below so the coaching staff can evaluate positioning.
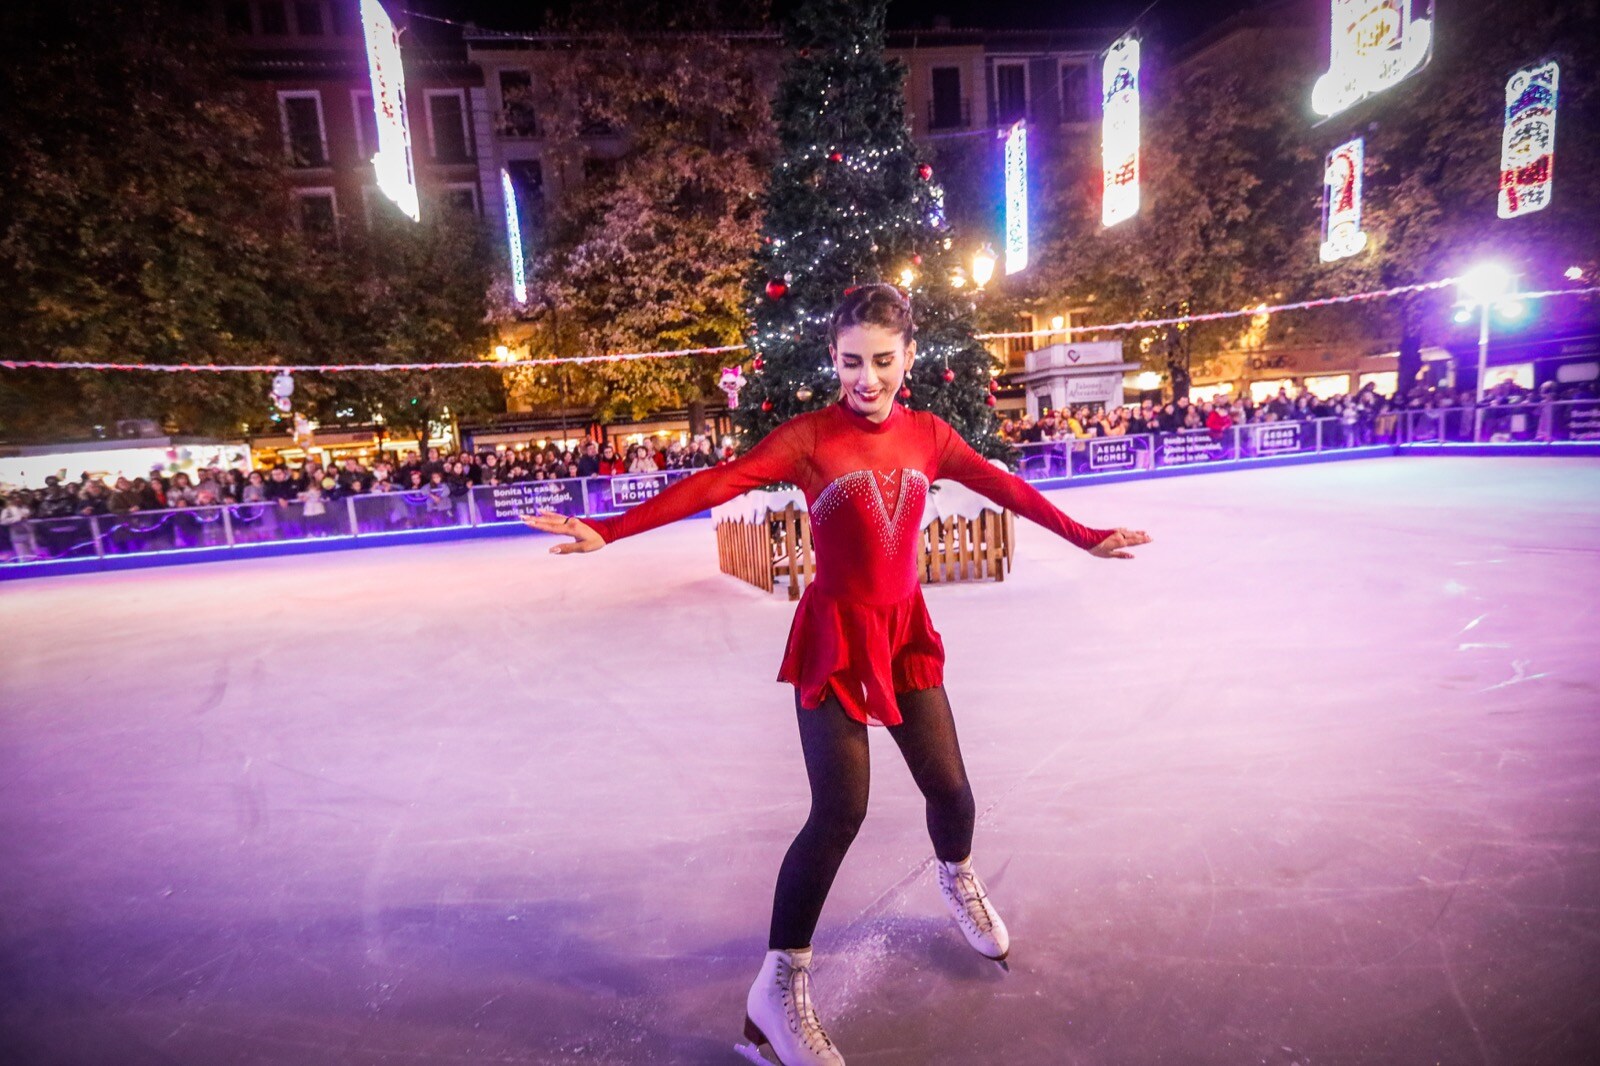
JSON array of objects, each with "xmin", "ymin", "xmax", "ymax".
[
  {"xmin": 501, "ymin": 169, "xmax": 528, "ymax": 304},
  {"xmin": 1312, "ymin": 1, "xmax": 1434, "ymax": 118},
  {"xmin": 1499, "ymin": 62, "xmax": 1558, "ymax": 219},
  {"xmin": 1101, "ymin": 36, "xmax": 1140, "ymax": 229},
  {"xmin": 1320, "ymin": 137, "xmax": 1368, "ymax": 262},
  {"xmin": 360, "ymin": 0, "xmax": 420, "ymax": 221},
  {"xmin": 1003, "ymin": 120, "xmax": 1028, "ymax": 275}
]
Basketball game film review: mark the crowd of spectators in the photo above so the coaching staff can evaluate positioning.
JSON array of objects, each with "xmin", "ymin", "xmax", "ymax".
[
  {"xmin": 998, "ymin": 379, "xmax": 1599, "ymax": 448},
  {"xmin": 0, "ymin": 433, "xmax": 738, "ymax": 561},
  {"xmin": 4, "ymin": 382, "xmax": 1596, "ymax": 563}
]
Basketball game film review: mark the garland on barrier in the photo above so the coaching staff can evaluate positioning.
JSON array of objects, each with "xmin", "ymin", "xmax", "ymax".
[{"xmin": 1, "ymin": 283, "xmax": 1594, "ymax": 375}]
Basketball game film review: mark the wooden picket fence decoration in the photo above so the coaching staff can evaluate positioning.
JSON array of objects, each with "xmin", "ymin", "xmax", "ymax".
[{"xmin": 716, "ymin": 503, "xmax": 1013, "ymax": 600}]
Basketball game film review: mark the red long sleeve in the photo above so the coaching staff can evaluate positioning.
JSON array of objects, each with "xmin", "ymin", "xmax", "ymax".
[
  {"xmin": 585, "ymin": 418, "xmax": 814, "ymax": 544},
  {"xmin": 931, "ymin": 416, "xmax": 1113, "ymax": 552}
]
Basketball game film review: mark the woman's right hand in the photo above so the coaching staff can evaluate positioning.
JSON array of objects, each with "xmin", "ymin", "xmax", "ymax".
[
  {"xmin": 1090, "ymin": 527, "xmax": 1151, "ymax": 559},
  {"xmin": 522, "ymin": 508, "xmax": 606, "ymax": 554}
]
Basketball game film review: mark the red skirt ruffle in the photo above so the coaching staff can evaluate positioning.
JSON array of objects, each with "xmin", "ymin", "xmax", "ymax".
[{"xmin": 776, "ymin": 586, "xmax": 946, "ymax": 726}]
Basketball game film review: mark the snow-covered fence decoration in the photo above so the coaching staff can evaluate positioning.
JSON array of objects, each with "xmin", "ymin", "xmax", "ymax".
[{"xmin": 711, "ymin": 481, "xmax": 1014, "ymax": 600}]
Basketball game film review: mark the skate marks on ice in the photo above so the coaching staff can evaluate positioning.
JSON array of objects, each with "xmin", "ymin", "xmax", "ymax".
[{"xmin": 812, "ymin": 745, "xmax": 1055, "ymax": 1021}]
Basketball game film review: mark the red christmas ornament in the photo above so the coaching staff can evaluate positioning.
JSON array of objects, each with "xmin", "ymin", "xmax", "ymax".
[
  {"xmin": 761, "ymin": 399, "xmax": 774, "ymax": 412},
  {"xmin": 765, "ymin": 278, "xmax": 788, "ymax": 300},
  {"xmin": 985, "ymin": 394, "xmax": 998, "ymax": 407},
  {"xmin": 942, "ymin": 368, "xmax": 955, "ymax": 383},
  {"xmin": 753, "ymin": 355, "xmax": 765, "ymax": 371},
  {"xmin": 798, "ymin": 47, "xmax": 811, "ymax": 58},
  {"xmin": 911, "ymin": 254, "xmax": 923, "ymax": 266},
  {"xmin": 843, "ymin": 285, "xmax": 859, "ymax": 296},
  {"xmin": 828, "ymin": 151, "xmax": 843, "ymax": 163},
  {"xmin": 988, "ymin": 379, "xmax": 999, "ymax": 393},
  {"xmin": 898, "ymin": 386, "xmax": 912, "ymax": 400},
  {"xmin": 917, "ymin": 163, "xmax": 933, "ymax": 180}
]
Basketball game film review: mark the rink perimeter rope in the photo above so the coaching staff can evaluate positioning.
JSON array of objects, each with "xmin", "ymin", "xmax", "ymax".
[{"xmin": 3, "ymin": 281, "xmax": 1595, "ymax": 376}]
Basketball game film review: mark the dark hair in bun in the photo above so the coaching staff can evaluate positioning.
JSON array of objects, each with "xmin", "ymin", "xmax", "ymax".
[{"xmin": 827, "ymin": 283, "xmax": 914, "ymax": 347}]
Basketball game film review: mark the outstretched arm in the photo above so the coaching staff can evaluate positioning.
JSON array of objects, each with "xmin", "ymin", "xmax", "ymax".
[
  {"xmin": 932, "ymin": 416, "xmax": 1149, "ymax": 557},
  {"xmin": 527, "ymin": 419, "xmax": 811, "ymax": 550}
]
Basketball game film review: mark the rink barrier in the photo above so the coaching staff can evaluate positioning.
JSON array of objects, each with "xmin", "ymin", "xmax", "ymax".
[{"xmin": 5, "ymin": 411, "xmax": 1600, "ymax": 580}]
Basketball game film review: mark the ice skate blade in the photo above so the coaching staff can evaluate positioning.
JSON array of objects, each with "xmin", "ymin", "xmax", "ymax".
[
  {"xmin": 737, "ymin": 1016, "xmax": 774, "ymax": 1063},
  {"xmin": 734, "ymin": 1041, "xmax": 774, "ymax": 1065}
]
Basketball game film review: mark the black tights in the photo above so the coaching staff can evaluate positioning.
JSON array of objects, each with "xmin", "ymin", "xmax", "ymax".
[{"xmin": 767, "ymin": 685, "xmax": 977, "ymax": 951}]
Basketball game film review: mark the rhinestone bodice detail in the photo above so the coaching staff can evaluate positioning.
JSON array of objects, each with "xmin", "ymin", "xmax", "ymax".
[{"xmin": 808, "ymin": 468, "xmax": 930, "ymax": 602}]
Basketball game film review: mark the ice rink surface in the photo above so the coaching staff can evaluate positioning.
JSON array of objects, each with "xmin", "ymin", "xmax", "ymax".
[{"xmin": 3, "ymin": 455, "xmax": 1599, "ymax": 1066}]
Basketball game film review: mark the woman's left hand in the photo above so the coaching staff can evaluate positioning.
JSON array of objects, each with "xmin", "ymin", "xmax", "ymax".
[
  {"xmin": 1090, "ymin": 527, "xmax": 1151, "ymax": 559},
  {"xmin": 521, "ymin": 508, "xmax": 605, "ymax": 554}
]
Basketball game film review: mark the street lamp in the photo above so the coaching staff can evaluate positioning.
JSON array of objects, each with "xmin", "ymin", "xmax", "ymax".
[
  {"xmin": 1136, "ymin": 370, "xmax": 1162, "ymax": 404},
  {"xmin": 1454, "ymin": 263, "xmax": 1521, "ymax": 405},
  {"xmin": 972, "ymin": 245, "xmax": 998, "ymax": 290}
]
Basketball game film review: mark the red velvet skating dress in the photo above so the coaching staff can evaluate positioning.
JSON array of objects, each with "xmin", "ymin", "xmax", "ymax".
[{"xmin": 584, "ymin": 400, "xmax": 1112, "ymax": 726}]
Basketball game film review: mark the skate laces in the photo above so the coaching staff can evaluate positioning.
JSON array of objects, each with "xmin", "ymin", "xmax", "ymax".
[
  {"xmin": 777, "ymin": 958, "xmax": 835, "ymax": 1052},
  {"xmin": 946, "ymin": 868, "xmax": 996, "ymax": 934}
]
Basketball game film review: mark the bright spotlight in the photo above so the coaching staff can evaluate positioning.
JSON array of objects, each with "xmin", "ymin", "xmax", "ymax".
[
  {"xmin": 1453, "ymin": 307, "xmax": 1474, "ymax": 324},
  {"xmin": 1566, "ymin": 266, "xmax": 1586, "ymax": 281},
  {"xmin": 972, "ymin": 245, "xmax": 997, "ymax": 290},
  {"xmin": 1458, "ymin": 262, "xmax": 1513, "ymax": 306},
  {"xmin": 1496, "ymin": 299, "xmax": 1527, "ymax": 320}
]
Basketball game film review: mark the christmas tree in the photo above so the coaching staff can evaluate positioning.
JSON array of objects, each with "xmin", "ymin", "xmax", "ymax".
[{"xmin": 735, "ymin": 0, "xmax": 1007, "ymax": 460}]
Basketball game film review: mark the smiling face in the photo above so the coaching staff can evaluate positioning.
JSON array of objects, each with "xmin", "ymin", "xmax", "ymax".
[{"xmin": 831, "ymin": 323, "xmax": 916, "ymax": 423}]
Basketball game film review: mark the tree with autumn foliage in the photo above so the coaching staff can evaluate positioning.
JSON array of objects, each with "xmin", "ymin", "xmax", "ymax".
[
  {"xmin": 1331, "ymin": 0, "xmax": 1599, "ymax": 397},
  {"xmin": 508, "ymin": 0, "xmax": 775, "ymax": 431},
  {"xmin": 308, "ymin": 203, "xmax": 507, "ymax": 453},
  {"xmin": 1037, "ymin": 2, "xmax": 1598, "ymax": 401},
  {"xmin": 1034, "ymin": 27, "xmax": 1327, "ymax": 400},
  {"xmin": 0, "ymin": 0, "xmax": 312, "ymax": 440}
]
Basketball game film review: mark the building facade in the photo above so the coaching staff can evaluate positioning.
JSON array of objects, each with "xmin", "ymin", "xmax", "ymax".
[{"xmin": 217, "ymin": 0, "xmax": 487, "ymax": 243}]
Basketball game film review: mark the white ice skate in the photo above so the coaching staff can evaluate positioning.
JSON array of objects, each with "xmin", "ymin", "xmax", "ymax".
[
  {"xmin": 738, "ymin": 947, "xmax": 846, "ymax": 1066},
  {"xmin": 938, "ymin": 856, "xmax": 1010, "ymax": 962}
]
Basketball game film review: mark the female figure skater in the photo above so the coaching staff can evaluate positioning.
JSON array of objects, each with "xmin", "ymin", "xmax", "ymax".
[{"xmin": 524, "ymin": 284, "xmax": 1150, "ymax": 1065}]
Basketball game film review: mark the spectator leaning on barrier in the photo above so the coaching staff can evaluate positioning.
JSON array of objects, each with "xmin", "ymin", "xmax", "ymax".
[
  {"xmin": 643, "ymin": 438, "xmax": 665, "ymax": 470},
  {"xmin": 425, "ymin": 470, "xmax": 453, "ymax": 520},
  {"xmin": 627, "ymin": 445, "xmax": 656, "ymax": 474},
  {"xmin": 597, "ymin": 443, "xmax": 625, "ymax": 476},
  {"xmin": 688, "ymin": 436, "xmax": 717, "ymax": 469},
  {"xmin": 264, "ymin": 466, "xmax": 297, "ymax": 506},
  {"xmin": 2, "ymin": 493, "xmax": 35, "ymax": 559},
  {"xmin": 576, "ymin": 442, "xmax": 601, "ymax": 478},
  {"xmin": 1206, "ymin": 403, "xmax": 1233, "ymax": 441}
]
